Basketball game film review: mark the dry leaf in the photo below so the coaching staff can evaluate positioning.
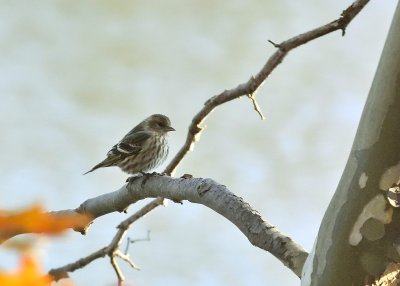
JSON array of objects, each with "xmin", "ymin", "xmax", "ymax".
[
  {"xmin": 0, "ymin": 255, "xmax": 52, "ymax": 286},
  {"xmin": 0, "ymin": 205, "xmax": 92, "ymax": 241}
]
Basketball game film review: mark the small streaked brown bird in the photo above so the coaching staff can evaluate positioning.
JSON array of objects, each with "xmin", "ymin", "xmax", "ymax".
[{"xmin": 84, "ymin": 114, "xmax": 175, "ymax": 175}]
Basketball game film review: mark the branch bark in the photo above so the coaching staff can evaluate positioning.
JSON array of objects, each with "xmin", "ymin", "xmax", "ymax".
[{"xmin": 49, "ymin": 175, "xmax": 307, "ymax": 279}]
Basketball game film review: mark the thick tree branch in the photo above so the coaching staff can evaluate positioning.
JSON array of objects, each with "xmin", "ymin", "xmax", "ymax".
[{"xmin": 49, "ymin": 175, "xmax": 307, "ymax": 278}]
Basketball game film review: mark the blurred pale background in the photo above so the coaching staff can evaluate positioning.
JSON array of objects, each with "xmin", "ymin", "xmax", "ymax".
[{"xmin": 0, "ymin": 1, "xmax": 397, "ymax": 285}]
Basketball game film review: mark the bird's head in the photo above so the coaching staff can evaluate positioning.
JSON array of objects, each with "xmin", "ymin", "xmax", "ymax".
[{"xmin": 145, "ymin": 114, "xmax": 175, "ymax": 134}]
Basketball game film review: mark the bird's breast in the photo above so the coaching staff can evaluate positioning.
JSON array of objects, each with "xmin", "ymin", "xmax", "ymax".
[{"xmin": 117, "ymin": 135, "xmax": 169, "ymax": 174}]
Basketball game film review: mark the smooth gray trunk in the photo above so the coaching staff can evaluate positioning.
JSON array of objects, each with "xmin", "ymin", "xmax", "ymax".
[{"xmin": 302, "ymin": 2, "xmax": 400, "ymax": 285}]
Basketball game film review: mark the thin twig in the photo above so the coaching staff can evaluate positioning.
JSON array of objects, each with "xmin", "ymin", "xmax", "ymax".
[
  {"xmin": 115, "ymin": 250, "xmax": 141, "ymax": 270},
  {"xmin": 165, "ymin": 0, "xmax": 370, "ymax": 176},
  {"xmin": 124, "ymin": 230, "xmax": 151, "ymax": 254},
  {"xmin": 267, "ymin": 39, "xmax": 281, "ymax": 48},
  {"xmin": 49, "ymin": 198, "xmax": 164, "ymax": 282},
  {"xmin": 248, "ymin": 93, "xmax": 265, "ymax": 120},
  {"xmin": 110, "ymin": 256, "xmax": 124, "ymax": 283}
]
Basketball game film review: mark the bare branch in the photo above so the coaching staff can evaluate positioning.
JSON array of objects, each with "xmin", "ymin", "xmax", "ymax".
[
  {"xmin": 124, "ymin": 231, "xmax": 151, "ymax": 254},
  {"xmin": 248, "ymin": 93, "xmax": 265, "ymax": 120},
  {"xmin": 164, "ymin": 0, "xmax": 370, "ymax": 176},
  {"xmin": 126, "ymin": 176, "xmax": 309, "ymax": 277},
  {"xmin": 49, "ymin": 198, "xmax": 163, "ymax": 282},
  {"xmin": 49, "ymin": 175, "xmax": 307, "ymax": 278},
  {"xmin": 49, "ymin": 246, "xmax": 108, "ymax": 281},
  {"xmin": 110, "ymin": 256, "xmax": 124, "ymax": 283},
  {"xmin": 115, "ymin": 250, "xmax": 140, "ymax": 270}
]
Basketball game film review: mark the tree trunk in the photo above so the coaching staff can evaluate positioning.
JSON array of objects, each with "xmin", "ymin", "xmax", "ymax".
[{"xmin": 302, "ymin": 2, "xmax": 400, "ymax": 285}]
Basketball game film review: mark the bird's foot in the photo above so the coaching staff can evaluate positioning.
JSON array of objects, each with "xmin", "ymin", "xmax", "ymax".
[
  {"xmin": 140, "ymin": 171, "xmax": 166, "ymax": 177},
  {"xmin": 127, "ymin": 172, "xmax": 163, "ymax": 184},
  {"xmin": 180, "ymin": 173, "xmax": 193, "ymax": 179},
  {"xmin": 126, "ymin": 175, "xmax": 142, "ymax": 183},
  {"xmin": 139, "ymin": 172, "xmax": 163, "ymax": 187}
]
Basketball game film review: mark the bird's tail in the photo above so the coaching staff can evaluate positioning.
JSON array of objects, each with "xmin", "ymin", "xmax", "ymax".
[
  {"xmin": 83, "ymin": 168, "xmax": 94, "ymax": 175},
  {"xmin": 83, "ymin": 161, "xmax": 109, "ymax": 175},
  {"xmin": 83, "ymin": 156, "xmax": 120, "ymax": 175},
  {"xmin": 83, "ymin": 165, "xmax": 100, "ymax": 175}
]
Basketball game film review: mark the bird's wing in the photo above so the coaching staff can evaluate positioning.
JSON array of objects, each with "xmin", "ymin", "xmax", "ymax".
[
  {"xmin": 108, "ymin": 131, "xmax": 152, "ymax": 157},
  {"xmin": 83, "ymin": 131, "xmax": 152, "ymax": 175}
]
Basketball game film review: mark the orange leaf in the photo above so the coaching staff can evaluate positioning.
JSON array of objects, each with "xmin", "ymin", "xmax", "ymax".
[
  {"xmin": 0, "ymin": 205, "xmax": 92, "ymax": 241},
  {"xmin": 0, "ymin": 255, "xmax": 52, "ymax": 286}
]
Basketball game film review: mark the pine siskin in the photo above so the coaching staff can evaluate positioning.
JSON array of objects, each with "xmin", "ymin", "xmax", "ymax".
[{"xmin": 84, "ymin": 114, "xmax": 175, "ymax": 175}]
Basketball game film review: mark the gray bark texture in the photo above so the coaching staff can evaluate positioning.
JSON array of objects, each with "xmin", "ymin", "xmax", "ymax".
[{"xmin": 77, "ymin": 175, "xmax": 308, "ymax": 276}]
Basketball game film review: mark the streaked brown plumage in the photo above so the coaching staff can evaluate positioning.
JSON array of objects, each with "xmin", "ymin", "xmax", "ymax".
[{"xmin": 84, "ymin": 114, "xmax": 175, "ymax": 175}]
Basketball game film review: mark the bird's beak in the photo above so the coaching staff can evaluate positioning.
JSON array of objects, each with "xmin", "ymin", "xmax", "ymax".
[{"xmin": 166, "ymin": 126, "xmax": 175, "ymax": 132}]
